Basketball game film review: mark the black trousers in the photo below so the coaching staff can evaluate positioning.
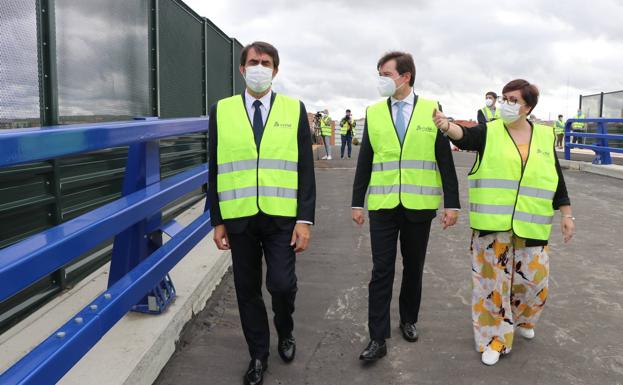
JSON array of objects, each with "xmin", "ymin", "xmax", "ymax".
[
  {"xmin": 228, "ymin": 214, "xmax": 297, "ymax": 361},
  {"xmin": 367, "ymin": 207, "xmax": 433, "ymax": 342}
]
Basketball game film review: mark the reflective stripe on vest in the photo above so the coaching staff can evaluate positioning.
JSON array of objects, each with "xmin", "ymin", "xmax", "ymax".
[
  {"xmin": 216, "ymin": 94, "xmax": 300, "ymax": 219},
  {"xmin": 366, "ymin": 96, "xmax": 442, "ymax": 210},
  {"xmin": 467, "ymin": 119, "xmax": 558, "ymax": 240}
]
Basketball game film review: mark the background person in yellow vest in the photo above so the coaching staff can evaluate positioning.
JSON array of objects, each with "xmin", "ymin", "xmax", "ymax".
[
  {"xmin": 554, "ymin": 114, "xmax": 565, "ymax": 149},
  {"xmin": 571, "ymin": 108, "xmax": 586, "ymax": 144},
  {"xmin": 207, "ymin": 41, "xmax": 316, "ymax": 385},
  {"xmin": 320, "ymin": 109, "xmax": 333, "ymax": 159},
  {"xmin": 477, "ymin": 91, "xmax": 501, "ymax": 124},
  {"xmin": 433, "ymin": 79, "xmax": 575, "ymax": 366},
  {"xmin": 351, "ymin": 51, "xmax": 460, "ymax": 361},
  {"xmin": 339, "ymin": 108, "xmax": 356, "ymax": 158}
]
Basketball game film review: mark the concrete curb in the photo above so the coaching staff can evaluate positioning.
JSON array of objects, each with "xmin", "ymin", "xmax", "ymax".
[{"xmin": 559, "ymin": 159, "xmax": 623, "ymax": 180}]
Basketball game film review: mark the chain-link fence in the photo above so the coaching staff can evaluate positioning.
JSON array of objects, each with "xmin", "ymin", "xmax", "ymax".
[{"xmin": 0, "ymin": 0, "xmax": 245, "ymax": 332}]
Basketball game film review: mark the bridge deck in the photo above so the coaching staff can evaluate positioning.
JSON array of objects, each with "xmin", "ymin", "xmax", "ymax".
[{"xmin": 155, "ymin": 148, "xmax": 623, "ymax": 385}]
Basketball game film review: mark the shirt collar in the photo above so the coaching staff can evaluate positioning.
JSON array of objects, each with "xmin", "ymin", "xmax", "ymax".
[
  {"xmin": 391, "ymin": 92, "xmax": 415, "ymax": 106},
  {"xmin": 245, "ymin": 89, "xmax": 272, "ymax": 110}
]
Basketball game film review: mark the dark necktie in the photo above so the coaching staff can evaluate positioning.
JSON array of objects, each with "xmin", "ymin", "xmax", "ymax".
[{"xmin": 252, "ymin": 100, "xmax": 263, "ymax": 147}]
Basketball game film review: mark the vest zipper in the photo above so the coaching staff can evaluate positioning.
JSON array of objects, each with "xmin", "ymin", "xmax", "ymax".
[{"xmin": 505, "ymin": 123, "xmax": 533, "ymax": 233}]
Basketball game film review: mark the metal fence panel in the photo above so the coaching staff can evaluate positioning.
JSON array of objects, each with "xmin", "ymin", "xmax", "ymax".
[
  {"xmin": 232, "ymin": 39, "xmax": 245, "ymax": 94},
  {"xmin": 0, "ymin": 0, "xmax": 41, "ymax": 128},
  {"xmin": 158, "ymin": 0, "xmax": 204, "ymax": 118},
  {"xmin": 55, "ymin": 0, "xmax": 150, "ymax": 124},
  {"xmin": 205, "ymin": 18, "xmax": 233, "ymax": 108}
]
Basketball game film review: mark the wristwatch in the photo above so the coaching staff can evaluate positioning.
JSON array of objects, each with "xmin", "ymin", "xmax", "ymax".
[{"xmin": 563, "ymin": 214, "xmax": 575, "ymax": 220}]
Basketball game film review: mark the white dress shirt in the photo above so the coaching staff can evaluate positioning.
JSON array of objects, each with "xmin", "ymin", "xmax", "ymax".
[
  {"xmin": 244, "ymin": 89, "xmax": 312, "ymax": 225},
  {"xmin": 245, "ymin": 89, "xmax": 272, "ymax": 124}
]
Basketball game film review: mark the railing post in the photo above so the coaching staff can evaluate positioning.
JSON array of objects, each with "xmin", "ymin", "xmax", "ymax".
[
  {"xmin": 564, "ymin": 121, "xmax": 571, "ymax": 160},
  {"xmin": 593, "ymin": 121, "xmax": 612, "ymax": 165},
  {"xmin": 108, "ymin": 117, "xmax": 176, "ymax": 314}
]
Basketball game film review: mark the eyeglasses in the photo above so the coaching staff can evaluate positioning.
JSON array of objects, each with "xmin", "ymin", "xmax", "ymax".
[{"xmin": 496, "ymin": 96, "xmax": 525, "ymax": 107}]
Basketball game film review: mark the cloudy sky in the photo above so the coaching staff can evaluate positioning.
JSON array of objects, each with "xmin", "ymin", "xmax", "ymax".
[{"xmin": 187, "ymin": 0, "xmax": 623, "ymax": 121}]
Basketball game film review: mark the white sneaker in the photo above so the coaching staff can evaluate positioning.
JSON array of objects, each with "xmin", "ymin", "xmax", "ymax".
[
  {"xmin": 321, "ymin": 155, "xmax": 328, "ymax": 160},
  {"xmin": 327, "ymin": 155, "xmax": 332, "ymax": 160},
  {"xmin": 518, "ymin": 327, "xmax": 535, "ymax": 340},
  {"xmin": 481, "ymin": 348, "xmax": 500, "ymax": 366}
]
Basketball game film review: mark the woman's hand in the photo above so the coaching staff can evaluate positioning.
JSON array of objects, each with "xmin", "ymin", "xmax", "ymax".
[{"xmin": 561, "ymin": 217, "xmax": 575, "ymax": 243}]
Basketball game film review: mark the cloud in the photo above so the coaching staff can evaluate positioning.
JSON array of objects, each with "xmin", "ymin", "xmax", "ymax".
[{"xmin": 186, "ymin": 0, "xmax": 623, "ymax": 120}]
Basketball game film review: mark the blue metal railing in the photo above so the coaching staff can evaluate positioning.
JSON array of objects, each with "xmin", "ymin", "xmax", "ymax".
[
  {"xmin": 0, "ymin": 117, "xmax": 212, "ymax": 385},
  {"xmin": 564, "ymin": 118, "xmax": 623, "ymax": 164}
]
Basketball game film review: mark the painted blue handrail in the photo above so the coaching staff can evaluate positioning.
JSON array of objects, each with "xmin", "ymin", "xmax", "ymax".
[
  {"xmin": 564, "ymin": 118, "xmax": 623, "ymax": 164},
  {"xmin": 0, "ymin": 117, "xmax": 212, "ymax": 385}
]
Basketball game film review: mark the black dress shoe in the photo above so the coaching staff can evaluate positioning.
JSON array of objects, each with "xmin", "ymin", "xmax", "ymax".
[
  {"xmin": 243, "ymin": 358, "xmax": 267, "ymax": 385},
  {"xmin": 278, "ymin": 334, "xmax": 296, "ymax": 363},
  {"xmin": 359, "ymin": 340, "xmax": 387, "ymax": 361},
  {"xmin": 399, "ymin": 322, "xmax": 418, "ymax": 342}
]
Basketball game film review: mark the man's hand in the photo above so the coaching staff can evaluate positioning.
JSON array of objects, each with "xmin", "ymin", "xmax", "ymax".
[
  {"xmin": 440, "ymin": 209, "xmax": 458, "ymax": 230},
  {"xmin": 432, "ymin": 109, "xmax": 449, "ymax": 131},
  {"xmin": 213, "ymin": 224, "xmax": 230, "ymax": 250},
  {"xmin": 290, "ymin": 223, "xmax": 311, "ymax": 253},
  {"xmin": 352, "ymin": 208, "xmax": 365, "ymax": 226}
]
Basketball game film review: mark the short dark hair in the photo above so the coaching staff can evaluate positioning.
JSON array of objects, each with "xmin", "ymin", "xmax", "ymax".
[
  {"xmin": 558, "ymin": 114, "xmax": 563, "ymax": 118},
  {"xmin": 346, "ymin": 109, "xmax": 351, "ymax": 113},
  {"xmin": 377, "ymin": 51, "xmax": 416, "ymax": 87},
  {"xmin": 485, "ymin": 91, "xmax": 497, "ymax": 99},
  {"xmin": 240, "ymin": 41, "xmax": 280, "ymax": 68},
  {"xmin": 502, "ymin": 79, "xmax": 539, "ymax": 114}
]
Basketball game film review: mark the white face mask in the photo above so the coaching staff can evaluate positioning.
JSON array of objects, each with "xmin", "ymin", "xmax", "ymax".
[
  {"xmin": 499, "ymin": 101, "xmax": 522, "ymax": 123},
  {"xmin": 377, "ymin": 75, "xmax": 405, "ymax": 97},
  {"xmin": 244, "ymin": 65, "xmax": 273, "ymax": 93},
  {"xmin": 485, "ymin": 98, "xmax": 494, "ymax": 107}
]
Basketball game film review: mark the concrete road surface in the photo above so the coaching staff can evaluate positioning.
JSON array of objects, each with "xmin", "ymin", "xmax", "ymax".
[{"xmin": 155, "ymin": 147, "xmax": 623, "ymax": 385}]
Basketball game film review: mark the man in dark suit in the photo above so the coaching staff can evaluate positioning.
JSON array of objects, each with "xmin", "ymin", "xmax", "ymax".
[
  {"xmin": 207, "ymin": 41, "xmax": 315, "ymax": 385},
  {"xmin": 352, "ymin": 51, "xmax": 460, "ymax": 361}
]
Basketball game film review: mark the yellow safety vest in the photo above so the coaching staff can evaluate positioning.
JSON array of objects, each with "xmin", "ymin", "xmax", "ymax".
[
  {"xmin": 366, "ymin": 97, "xmax": 442, "ymax": 211},
  {"xmin": 320, "ymin": 115, "xmax": 332, "ymax": 136},
  {"xmin": 340, "ymin": 118, "xmax": 355, "ymax": 135},
  {"xmin": 571, "ymin": 112, "xmax": 586, "ymax": 129},
  {"xmin": 481, "ymin": 106, "xmax": 501, "ymax": 122},
  {"xmin": 216, "ymin": 94, "xmax": 300, "ymax": 219},
  {"xmin": 468, "ymin": 120, "xmax": 558, "ymax": 240},
  {"xmin": 554, "ymin": 119, "xmax": 565, "ymax": 135}
]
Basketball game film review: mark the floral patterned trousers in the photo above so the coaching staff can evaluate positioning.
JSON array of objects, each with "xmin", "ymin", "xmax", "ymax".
[{"xmin": 471, "ymin": 230, "xmax": 549, "ymax": 354}]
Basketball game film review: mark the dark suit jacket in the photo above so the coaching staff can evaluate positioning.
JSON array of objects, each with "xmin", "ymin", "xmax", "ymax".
[
  {"xmin": 351, "ymin": 95, "xmax": 461, "ymax": 223},
  {"xmin": 206, "ymin": 92, "xmax": 316, "ymax": 234}
]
